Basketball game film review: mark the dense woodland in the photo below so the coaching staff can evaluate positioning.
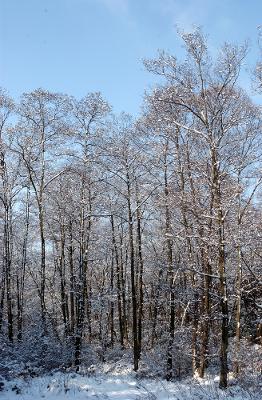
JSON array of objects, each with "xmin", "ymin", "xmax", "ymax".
[{"xmin": 0, "ymin": 30, "xmax": 261, "ymax": 390}]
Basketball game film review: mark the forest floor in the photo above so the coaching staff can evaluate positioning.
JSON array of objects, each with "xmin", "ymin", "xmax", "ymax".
[{"xmin": 1, "ymin": 367, "xmax": 261, "ymax": 400}]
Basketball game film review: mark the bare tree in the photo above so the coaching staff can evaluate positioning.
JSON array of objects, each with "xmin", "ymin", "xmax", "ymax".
[{"xmin": 14, "ymin": 89, "xmax": 70, "ymax": 331}]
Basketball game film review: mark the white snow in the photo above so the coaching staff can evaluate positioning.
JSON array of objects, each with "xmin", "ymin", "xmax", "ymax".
[{"xmin": 1, "ymin": 371, "xmax": 260, "ymax": 400}]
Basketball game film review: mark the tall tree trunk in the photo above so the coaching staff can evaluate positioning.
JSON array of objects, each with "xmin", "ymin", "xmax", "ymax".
[
  {"xmin": 110, "ymin": 251, "xmax": 114, "ymax": 347},
  {"xmin": 192, "ymin": 290, "xmax": 200, "ymax": 375},
  {"xmin": 211, "ymin": 148, "xmax": 228, "ymax": 389},
  {"xmin": 234, "ymin": 242, "xmax": 242, "ymax": 375},
  {"xmin": 119, "ymin": 223, "xmax": 128, "ymax": 342},
  {"xmin": 17, "ymin": 186, "xmax": 30, "ymax": 340},
  {"xmin": 1, "ymin": 151, "xmax": 13, "ymax": 342},
  {"xmin": 218, "ymin": 218, "xmax": 228, "ymax": 389},
  {"xmin": 111, "ymin": 214, "xmax": 124, "ymax": 347},
  {"xmin": 39, "ymin": 204, "xmax": 46, "ymax": 331},
  {"xmin": 59, "ymin": 222, "xmax": 69, "ymax": 336},
  {"xmin": 126, "ymin": 169, "xmax": 139, "ymax": 371},
  {"xmin": 68, "ymin": 218, "xmax": 76, "ymax": 335},
  {"xmin": 4, "ymin": 204, "xmax": 13, "ymax": 342},
  {"xmin": 75, "ymin": 179, "xmax": 92, "ymax": 368},
  {"xmin": 164, "ymin": 144, "xmax": 175, "ymax": 380},
  {"xmin": 136, "ymin": 182, "xmax": 144, "ymax": 359},
  {"xmin": 75, "ymin": 181, "xmax": 86, "ymax": 368},
  {"xmin": 0, "ymin": 275, "xmax": 5, "ymax": 333},
  {"xmin": 198, "ymin": 250, "xmax": 211, "ymax": 378}
]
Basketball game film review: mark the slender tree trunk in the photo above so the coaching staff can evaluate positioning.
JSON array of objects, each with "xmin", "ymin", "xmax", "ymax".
[
  {"xmin": 198, "ymin": 250, "xmax": 211, "ymax": 378},
  {"xmin": 68, "ymin": 218, "xmax": 75, "ymax": 335},
  {"xmin": 119, "ymin": 224, "xmax": 128, "ymax": 342},
  {"xmin": 126, "ymin": 169, "xmax": 139, "ymax": 371},
  {"xmin": 234, "ymin": 242, "xmax": 242, "ymax": 375},
  {"xmin": 136, "ymin": 182, "xmax": 144, "ymax": 359},
  {"xmin": 17, "ymin": 186, "xmax": 30, "ymax": 340},
  {"xmin": 218, "ymin": 219, "xmax": 228, "ymax": 389},
  {"xmin": 164, "ymin": 144, "xmax": 175, "ymax": 380},
  {"xmin": 192, "ymin": 291, "xmax": 200, "ymax": 375},
  {"xmin": 75, "ymin": 181, "xmax": 86, "ymax": 368},
  {"xmin": 234, "ymin": 173, "xmax": 243, "ymax": 375},
  {"xmin": 211, "ymin": 148, "xmax": 228, "ymax": 389},
  {"xmin": 39, "ymin": 131, "xmax": 47, "ymax": 332},
  {"xmin": 111, "ymin": 215, "xmax": 124, "ymax": 346},
  {"xmin": 75, "ymin": 179, "xmax": 92, "ymax": 368},
  {"xmin": 1, "ymin": 151, "xmax": 13, "ymax": 342},
  {"xmin": 0, "ymin": 276, "xmax": 5, "ymax": 333},
  {"xmin": 59, "ymin": 223, "xmax": 69, "ymax": 335},
  {"xmin": 110, "ymin": 251, "xmax": 114, "ymax": 347},
  {"xmin": 39, "ymin": 204, "xmax": 46, "ymax": 331},
  {"xmin": 4, "ymin": 203, "xmax": 13, "ymax": 342}
]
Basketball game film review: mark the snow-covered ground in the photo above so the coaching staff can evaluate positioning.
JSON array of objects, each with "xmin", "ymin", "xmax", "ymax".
[{"xmin": 1, "ymin": 370, "xmax": 260, "ymax": 400}]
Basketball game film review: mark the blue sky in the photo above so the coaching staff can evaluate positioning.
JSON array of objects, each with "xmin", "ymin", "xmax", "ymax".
[{"xmin": 0, "ymin": 0, "xmax": 261, "ymax": 114}]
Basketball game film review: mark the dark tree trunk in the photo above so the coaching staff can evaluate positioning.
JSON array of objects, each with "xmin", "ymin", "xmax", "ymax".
[
  {"xmin": 136, "ymin": 183, "xmax": 144, "ymax": 359},
  {"xmin": 17, "ymin": 186, "xmax": 30, "ymax": 341},
  {"xmin": 164, "ymin": 145, "xmax": 175, "ymax": 380},
  {"xmin": 126, "ymin": 170, "xmax": 139, "ymax": 371},
  {"xmin": 111, "ymin": 215, "xmax": 124, "ymax": 347},
  {"xmin": 68, "ymin": 218, "xmax": 76, "ymax": 335},
  {"xmin": 198, "ymin": 252, "xmax": 211, "ymax": 378}
]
